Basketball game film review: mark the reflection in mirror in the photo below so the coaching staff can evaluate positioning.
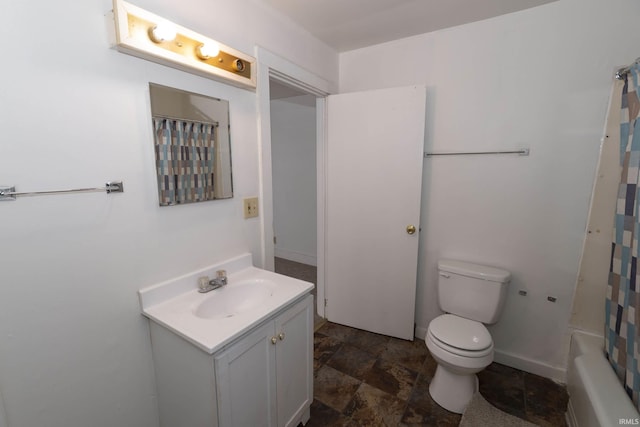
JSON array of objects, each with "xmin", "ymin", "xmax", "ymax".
[{"xmin": 149, "ymin": 83, "xmax": 233, "ymax": 206}]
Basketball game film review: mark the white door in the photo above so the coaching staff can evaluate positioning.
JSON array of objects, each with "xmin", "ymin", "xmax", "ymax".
[{"xmin": 325, "ymin": 85, "xmax": 426, "ymax": 340}]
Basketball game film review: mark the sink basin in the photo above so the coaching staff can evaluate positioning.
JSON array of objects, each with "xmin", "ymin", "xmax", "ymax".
[
  {"xmin": 139, "ymin": 253, "xmax": 314, "ymax": 353},
  {"xmin": 193, "ymin": 279, "xmax": 276, "ymax": 319}
]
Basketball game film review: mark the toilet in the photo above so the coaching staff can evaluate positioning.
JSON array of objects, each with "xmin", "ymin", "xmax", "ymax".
[{"xmin": 425, "ymin": 259, "xmax": 511, "ymax": 414}]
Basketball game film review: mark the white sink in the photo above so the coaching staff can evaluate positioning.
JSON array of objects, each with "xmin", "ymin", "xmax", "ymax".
[
  {"xmin": 138, "ymin": 253, "xmax": 314, "ymax": 354},
  {"xmin": 193, "ymin": 279, "xmax": 277, "ymax": 319}
]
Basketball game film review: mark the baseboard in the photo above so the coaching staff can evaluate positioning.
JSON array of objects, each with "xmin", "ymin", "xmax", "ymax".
[
  {"xmin": 414, "ymin": 326, "xmax": 567, "ymax": 382},
  {"xmin": 274, "ymin": 248, "xmax": 317, "ymax": 266},
  {"xmin": 493, "ymin": 349, "xmax": 566, "ymax": 383}
]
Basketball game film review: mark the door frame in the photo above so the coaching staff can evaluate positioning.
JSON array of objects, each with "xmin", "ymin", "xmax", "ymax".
[{"xmin": 255, "ymin": 46, "xmax": 334, "ymax": 318}]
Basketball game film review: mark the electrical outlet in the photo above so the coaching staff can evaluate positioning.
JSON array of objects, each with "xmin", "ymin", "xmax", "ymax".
[{"xmin": 243, "ymin": 197, "xmax": 259, "ymax": 218}]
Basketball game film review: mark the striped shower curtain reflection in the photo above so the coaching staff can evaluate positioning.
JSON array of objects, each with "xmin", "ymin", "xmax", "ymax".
[{"xmin": 152, "ymin": 117, "xmax": 217, "ymax": 206}]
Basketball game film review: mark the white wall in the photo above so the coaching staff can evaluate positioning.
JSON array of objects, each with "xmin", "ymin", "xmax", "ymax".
[
  {"xmin": 339, "ymin": 0, "xmax": 640, "ymax": 380},
  {"xmin": 270, "ymin": 96, "xmax": 318, "ymax": 265},
  {"xmin": 0, "ymin": 1, "xmax": 336, "ymax": 427}
]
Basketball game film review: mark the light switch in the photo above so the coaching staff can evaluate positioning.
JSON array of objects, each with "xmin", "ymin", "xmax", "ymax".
[{"xmin": 243, "ymin": 197, "xmax": 259, "ymax": 218}]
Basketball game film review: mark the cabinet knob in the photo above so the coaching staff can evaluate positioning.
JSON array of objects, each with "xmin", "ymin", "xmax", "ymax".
[
  {"xmin": 278, "ymin": 332, "xmax": 285, "ymax": 341},
  {"xmin": 271, "ymin": 336, "xmax": 277, "ymax": 345}
]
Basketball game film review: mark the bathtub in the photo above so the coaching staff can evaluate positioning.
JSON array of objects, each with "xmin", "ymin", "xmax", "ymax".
[{"xmin": 566, "ymin": 331, "xmax": 639, "ymax": 427}]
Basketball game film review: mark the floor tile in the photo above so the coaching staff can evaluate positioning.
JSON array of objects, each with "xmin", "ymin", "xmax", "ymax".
[
  {"xmin": 314, "ymin": 365, "xmax": 361, "ymax": 413},
  {"xmin": 418, "ymin": 352, "xmax": 438, "ymax": 380},
  {"xmin": 524, "ymin": 372, "xmax": 569, "ymax": 427},
  {"xmin": 406, "ymin": 373, "xmax": 431, "ymax": 409},
  {"xmin": 327, "ymin": 343, "xmax": 377, "ymax": 380},
  {"xmin": 317, "ymin": 321, "xmax": 358, "ymax": 343},
  {"xmin": 363, "ymin": 358, "xmax": 418, "ymax": 401},
  {"xmin": 478, "ymin": 368, "xmax": 526, "ymax": 418},
  {"xmin": 345, "ymin": 327, "xmax": 390, "ymax": 357},
  {"xmin": 400, "ymin": 403, "xmax": 461, "ymax": 427},
  {"xmin": 344, "ymin": 382, "xmax": 407, "ymax": 426},
  {"xmin": 313, "ymin": 333, "xmax": 342, "ymax": 365},
  {"xmin": 305, "ymin": 399, "xmax": 352, "ymax": 427},
  {"xmin": 403, "ymin": 375, "xmax": 461, "ymax": 426},
  {"xmin": 485, "ymin": 362, "xmax": 526, "ymax": 380},
  {"xmin": 274, "ymin": 257, "xmax": 317, "ymax": 284},
  {"xmin": 380, "ymin": 336, "xmax": 428, "ymax": 372}
]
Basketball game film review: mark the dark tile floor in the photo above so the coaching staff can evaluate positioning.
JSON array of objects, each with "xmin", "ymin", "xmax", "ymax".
[
  {"xmin": 310, "ymin": 322, "xmax": 568, "ymax": 426},
  {"xmin": 276, "ymin": 257, "xmax": 569, "ymax": 426},
  {"xmin": 275, "ymin": 257, "xmax": 317, "ymax": 285}
]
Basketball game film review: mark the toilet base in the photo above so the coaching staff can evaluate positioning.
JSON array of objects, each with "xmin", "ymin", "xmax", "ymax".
[{"xmin": 428, "ymin": 364, "xmax": 478, "ymax": 414}]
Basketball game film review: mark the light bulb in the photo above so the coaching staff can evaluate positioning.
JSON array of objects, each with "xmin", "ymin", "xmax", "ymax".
[
  {"xmin": 196, "ymin": 42, "xmax": 220, "ymax": 59},
  {"xmin": 149, "ymin": 22, "xmax": 177, "ymax": 43}
]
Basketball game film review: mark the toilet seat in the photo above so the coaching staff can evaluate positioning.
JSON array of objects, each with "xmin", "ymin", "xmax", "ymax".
[
  {"xmin": 427, "ymin": 314, "xmax": 493, "ymax": 358},
  {"xmin": 427, "ymin": 329, "xmax": 493, "ymax": 358}
]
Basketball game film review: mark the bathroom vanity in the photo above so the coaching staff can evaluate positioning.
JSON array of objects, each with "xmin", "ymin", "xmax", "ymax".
[{"xmin": 138, "ymin": 253, "xmax": 314, "ymax": 427}]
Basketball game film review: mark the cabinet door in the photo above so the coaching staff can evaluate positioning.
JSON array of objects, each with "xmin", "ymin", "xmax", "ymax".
[
  {"xmin": 274, "ymin": 295, "xmax": 313, "ymax": 427},
  {"xmin": 215, "ymin": 321, "xmax": 277, "ymax": 427}
]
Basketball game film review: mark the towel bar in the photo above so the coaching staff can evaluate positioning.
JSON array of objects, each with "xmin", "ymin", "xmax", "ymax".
[{"xmin": 0, "ymin": 181, "xmax": 124, "ymax": 201}]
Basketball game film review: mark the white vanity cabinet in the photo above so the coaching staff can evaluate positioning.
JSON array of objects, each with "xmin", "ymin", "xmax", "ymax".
[
  {"xmin": 148, "ymin": 293, "xmax": 313, "ymax": 427},
  {"xmin": 215, "ymin": 294, "xmax": 313, "ymax": 427}
]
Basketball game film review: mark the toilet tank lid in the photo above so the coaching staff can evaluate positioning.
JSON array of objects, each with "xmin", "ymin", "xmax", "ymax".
[{"xmin": 438, "ymin": 259, "xmax": 511, "ymax": 283}]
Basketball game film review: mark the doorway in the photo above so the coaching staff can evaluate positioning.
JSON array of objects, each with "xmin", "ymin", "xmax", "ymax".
[
  {"xmin": 255, "ymin": 47, "xmax": 332, "ymax": 329},
  {"xmin": 257, "ymin": 50, "xmax": 424, "ymax": 340},
  {"xmin": 269, "ymin": 79, "xmax": 323, "ymax": 328}
]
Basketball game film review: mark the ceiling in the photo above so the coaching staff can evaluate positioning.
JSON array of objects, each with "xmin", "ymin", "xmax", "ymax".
[{"xmin": 258, "ymin": 0, "xmax": 558, "ymax": 52}]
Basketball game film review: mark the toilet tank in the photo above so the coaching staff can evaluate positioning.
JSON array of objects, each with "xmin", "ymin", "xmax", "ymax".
[{"xmin": 437, "ymin": 260, "xmax": 511, "ymax": 324}]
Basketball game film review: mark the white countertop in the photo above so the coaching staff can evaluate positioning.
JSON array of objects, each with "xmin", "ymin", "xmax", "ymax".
[{"xmin": 138, "ymin": 253, "xmax": 314, "ymax": 354}]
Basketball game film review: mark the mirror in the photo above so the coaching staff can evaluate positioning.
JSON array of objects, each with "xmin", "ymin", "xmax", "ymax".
[{"xmin": 149, "ymin": 83, "xmax": 233, "ymax": 206}]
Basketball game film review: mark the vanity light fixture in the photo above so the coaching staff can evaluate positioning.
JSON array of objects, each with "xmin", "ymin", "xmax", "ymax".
[
  {"xmin": 108, "ymin": 0, "xmax": 256, "ymax": 90},
  {"xmin": 195, "ymin": 42, "xmax": 220, "ymax": 60},
  {"xmin": 148, "ymin": 22, "xmax": 177, "ymax": 43}
]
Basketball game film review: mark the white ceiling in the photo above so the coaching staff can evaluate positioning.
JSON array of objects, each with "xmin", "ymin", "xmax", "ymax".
[{"xmin": 258, "ymin": 0, "xmax": 558, "ymax": 52}]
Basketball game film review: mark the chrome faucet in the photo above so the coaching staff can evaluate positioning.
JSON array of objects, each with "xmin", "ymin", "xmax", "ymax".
[{"xmin": 198, "ymin": 270, "xmax": 228, "ymax": 293}]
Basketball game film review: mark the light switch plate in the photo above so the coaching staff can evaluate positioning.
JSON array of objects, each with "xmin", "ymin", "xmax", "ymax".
[{"xmin": 243, "ymin": 197, "xmax": 259, "ymax": 218}]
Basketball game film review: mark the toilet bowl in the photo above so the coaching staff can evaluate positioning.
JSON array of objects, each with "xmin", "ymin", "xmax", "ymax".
[
  {"xmin": 425, "ymin": 260, "xmax": 510, "ymax": 414},
  {"xmin": 426, "ymin": 314, "xmax": 494, "ymax": 413}
]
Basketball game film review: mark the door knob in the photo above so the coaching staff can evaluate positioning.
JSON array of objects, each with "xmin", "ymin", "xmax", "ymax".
[
  {"xmin": 406, "ymin": 225, "xmax": 416, "ymax": 235},
  {"xmin": 278, "ymin": 332, "xmax": 285, "ymax": 341},
  {"xmin": 271, "ymin": 336, "xmax": 277, "ymax": 345}
]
